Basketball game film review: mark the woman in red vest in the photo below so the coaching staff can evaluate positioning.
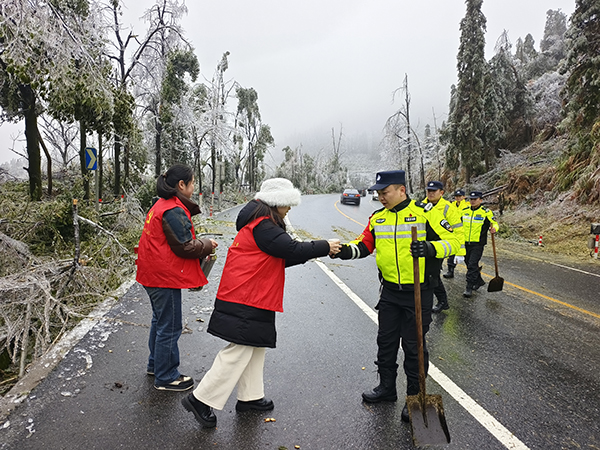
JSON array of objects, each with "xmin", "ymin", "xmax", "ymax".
[
  {"xmin": 136, "ymin": 164, "xmax": 218, "ymax": 391},
  {"xmin": 182, "ymin": 178, "xmax": 341, "ymax": 428}
]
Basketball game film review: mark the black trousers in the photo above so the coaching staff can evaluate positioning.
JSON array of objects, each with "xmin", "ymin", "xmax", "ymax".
[
  {"xmin": 433, "ymin": 278, "xmax": 447, "ymax": 303},
  {"xmin": 465, "ymin": 244, "xmax": 485, "ymax": 287},
  {"xmin": 447, "ymin": 255, "xmax": 456, "ymax": 269},
  {"xmin": 375, "ymin": 285, "xmax": 433, "ymax": 395}
]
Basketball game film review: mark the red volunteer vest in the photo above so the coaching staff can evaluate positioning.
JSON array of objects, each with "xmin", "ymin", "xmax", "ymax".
[
  {"xmin": 216, "ymin": 216, "xmax": 286, "ymax": 312},
  {"xmin": 136, "ymin": 197, "xmax": 207, "ymax": 289}
]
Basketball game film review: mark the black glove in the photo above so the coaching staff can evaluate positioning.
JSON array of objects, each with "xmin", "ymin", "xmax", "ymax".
[
  {"xmin": 330, "ymin": 243, "xmax": 352, "ymax": 259},
  {"xmin": 410, "ymin": 240, "xmax": 436, "ymax": 258}
]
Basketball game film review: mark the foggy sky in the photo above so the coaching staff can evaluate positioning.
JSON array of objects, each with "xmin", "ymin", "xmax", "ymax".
[{"xmin": 0, "ymin": 0, "xmax": 576, "ymax": 164}]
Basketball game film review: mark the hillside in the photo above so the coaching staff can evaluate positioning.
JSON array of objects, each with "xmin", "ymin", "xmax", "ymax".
[{"xmin": 468, "ymin": 136, "xmax": 600, "ymax": 261}]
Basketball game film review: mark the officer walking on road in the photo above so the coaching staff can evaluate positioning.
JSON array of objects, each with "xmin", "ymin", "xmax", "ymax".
[
  {"xmin": 443, "ymin": 189, "xmax": 469, "ymax": 279},
  {"xmin": 331, "ymin": 170, "xmax": 460, "ymax": 422},
  {"xmin": 462, "ymin": 191, "xmax": 499, "ymax": 298},
  {"xmin": 423, "ymin": 181, "xmax": 465, "ymax": 313}
]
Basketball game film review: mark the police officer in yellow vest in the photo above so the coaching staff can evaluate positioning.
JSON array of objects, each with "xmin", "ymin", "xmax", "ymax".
[
  {"xmin": 462, "ymin": 190, "xmax": 499, "ymax": 298},
  {"xmin": 443, "ymin": 189, "xmax": 469, "ymax": 279},
  {"xmin": 423, "ymin": 181, "xmax": 465, "ymax": 312},
  {"xmin": 331, "ymin": 170, "xmax": 460, "ymax": 422}
]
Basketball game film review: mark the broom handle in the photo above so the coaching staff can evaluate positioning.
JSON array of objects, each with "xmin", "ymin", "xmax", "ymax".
[
  {"xmin": 491, "ymin": 231, "xmax": 499, "ymax": 277},
  {"xmin": 411, "ymin": 227, "xmax": 427, "ymax": 402}
]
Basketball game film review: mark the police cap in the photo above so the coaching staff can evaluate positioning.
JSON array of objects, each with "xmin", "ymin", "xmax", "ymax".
[
  {"xmin": 369, "ymin": 170, "xmax": 406, "ymax": 191},
  {"xmin": 426, "ymin": 181, "xmax": 444, "ymax": 191}
]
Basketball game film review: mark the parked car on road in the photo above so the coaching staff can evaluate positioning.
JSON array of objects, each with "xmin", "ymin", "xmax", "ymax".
[
  {"xmin": 372, "ymin": 191, "xmax": 379, "ymax": 201},
  {"xmin": 340, "ymin": 189, "xmax": 361, "ymax": 205}
]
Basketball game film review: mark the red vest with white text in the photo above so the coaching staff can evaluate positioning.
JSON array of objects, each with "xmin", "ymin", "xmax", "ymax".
[
  {"xmin": 216, "ymin": 217, "xmax": 286, "ymax": 312},
  {"xmin": 136, "ymin": 197, "xmax": 207, "ymax": 289}
]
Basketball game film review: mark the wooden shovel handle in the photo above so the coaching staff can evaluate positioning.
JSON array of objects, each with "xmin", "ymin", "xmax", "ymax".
[
  {"xmin": 411, "ymin": 227, "xmax": 427, "ymax": 399},
  {"xmin": 491, "ymin": 231, "xmax": 499, "ymax": 277}
]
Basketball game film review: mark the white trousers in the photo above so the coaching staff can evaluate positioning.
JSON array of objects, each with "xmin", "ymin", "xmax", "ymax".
[{"xmin": 192, "ymin": 343, "xmax": 266, "ymax": 410}]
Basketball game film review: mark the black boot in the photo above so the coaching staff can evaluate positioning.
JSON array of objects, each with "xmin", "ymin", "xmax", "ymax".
[
  {"xmin": 442, "ymin": 267, "xmax": 454, "ymax": 279},
  {"xmin": 401, "ymin": 403, "xmax": 410, "ymax": 422},
  {"xmin": 472, "ymin": 278, "xmax": 485, "ymax": 290},
  {"xmin": 463, "ymin": 285, "xmax": 473, "ymax": 298},
  {"xmin": 362, "ymin": 368, "xmax": 397, "ymax": 403},
  {"xmin": 432, "ymin": 300, "xmax": 449, "ymax": 313},
  {"xmin": 182, "ymin": 393, "xmax": 216, "ymax": 428},
  {"xmin": 403, "ymin": 381, "xmax": 420, "ymax": 422}
]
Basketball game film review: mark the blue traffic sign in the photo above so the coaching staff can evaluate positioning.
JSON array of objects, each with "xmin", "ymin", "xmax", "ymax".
[{"xmin": 86, "ymin": 147, "xmax": 97, "ymax": 171}]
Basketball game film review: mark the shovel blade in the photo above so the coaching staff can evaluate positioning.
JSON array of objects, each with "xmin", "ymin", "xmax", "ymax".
[
  {"xmin": 406, "ymin": 394, "xmax": 451, "ymax": 446},
  {"xmin": 487, "ymin": 276, "xmax": 504, "ymax": 292}
]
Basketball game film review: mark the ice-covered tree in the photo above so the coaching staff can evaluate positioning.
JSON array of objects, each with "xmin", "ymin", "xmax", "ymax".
[
  {"xmin": 486, "ymin": 31, "xmax": 533, "ymax": 151},
  {"xmin": 158, "ymin": 49, "xmax": 199, "ymax": 169},
  {"xmin": 0, "ymin": 0, "xmax": 104, "ymax": 200},
  {"xmin": 515, "ymin": 34, "xmax": 538, "ymax": 66},
  {"xmin": 529, "ymin": 71, "xmax": 566, "ymax": 132},
  {"xmin": 525, "ymin": 10, "xmax": 568, "ymax": 78},
  {"xmin": 132, "ymin": 0, "xmax": 192, "ymax": 177},
  {"xmin": 561, "ymin": 0, "xmax": 600, "ymax": 132},
  {"xmin": 234, "ymin": 87, "xmax": 273, "ymax": 191},
  {"xmin": 104, "ymin": 0, "xmax": 184, "ymax": 196},
  {"xmin": 444, "ymin": 0, "xmax": 487, "ymax": 183},
  {"xmin": 556, "ymin": 0, "xmax": 600, "ymax": 203}
]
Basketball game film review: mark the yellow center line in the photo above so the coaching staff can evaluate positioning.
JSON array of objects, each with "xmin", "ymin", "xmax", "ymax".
[
  {"xmin": 334, "ymin": 200, "xmax": 367, "ymax": 227},
  {"xmin": 477, "ymin": 269, "xmax": 600, "ymax": 319},
  {"xmin": 334, "ymin": 200, "xmax": 600, "ymax": 320}
]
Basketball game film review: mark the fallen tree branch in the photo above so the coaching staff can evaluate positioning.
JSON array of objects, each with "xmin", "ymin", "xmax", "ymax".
[{"xmin": 77, "ymin": 215, "xmax": 129, "ymax": 253}]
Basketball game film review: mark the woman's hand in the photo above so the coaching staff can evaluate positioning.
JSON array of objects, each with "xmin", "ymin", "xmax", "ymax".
[
  {"xmin": 328, "ymin": 239, "xmax": 341, "ymax": 256},
  {"xmin": 210, "ymin": 239, "xmax": 219, "ymax": 249}
]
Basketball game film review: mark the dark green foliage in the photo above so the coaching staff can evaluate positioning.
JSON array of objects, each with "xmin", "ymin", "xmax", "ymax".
[
  {"xmin": 161, "ymin": 50, "xmax": 199, "ymax": 105},
  {"xmin": 561, "ymin": 0, "xmax": 600, "ymax": 132},
  {"xmin": 444, "ymin": 0, "xmax": 487, "ymax": 183}
]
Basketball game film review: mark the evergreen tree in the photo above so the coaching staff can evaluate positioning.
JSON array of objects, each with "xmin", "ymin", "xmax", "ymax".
[
  {"xmin": 515, "ymin": 33, "xmax": 537, "ymax": 69},
  {"xmin": 488, "ymin": 31, "xmax": 533, "ymax": 150},
  {"xmin": 557, "ymin": 0, "xmax": 600, "ymax": 203},
  {"xmin": 527, "ymin": 10, "xmax": 568, "ymax": 78},
  {"xmin": 444, "ymin": 0, "xmax": 487, "ymax": 182},
  {"xmin": 561, "ymin": 0, "xmax": 600, "ymax": 131}
]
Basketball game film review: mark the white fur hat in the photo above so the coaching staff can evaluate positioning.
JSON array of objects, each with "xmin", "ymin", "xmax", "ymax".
[{"xmin": 254, "ymin": 178, "xmax": 302, "ymax": 207}]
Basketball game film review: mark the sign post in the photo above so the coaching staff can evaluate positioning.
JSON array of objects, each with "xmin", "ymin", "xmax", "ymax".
[{"xmin": 86, "ymin": 147, "xmax": 99, "ymax": 212}]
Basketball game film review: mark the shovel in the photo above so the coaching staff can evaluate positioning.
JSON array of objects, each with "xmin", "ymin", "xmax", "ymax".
[
  {"xmin": 406, "ymin": 227, "xmax": 451, "ymax": 446},
  {"xmin": 487, "ymin": 232, "xmax": 504, "ymax": 292}
]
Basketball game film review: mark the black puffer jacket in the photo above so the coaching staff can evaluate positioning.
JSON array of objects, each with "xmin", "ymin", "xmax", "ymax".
[{"xmin": 207, "ymin": 200, "xmax": 330, "ymax": 348}]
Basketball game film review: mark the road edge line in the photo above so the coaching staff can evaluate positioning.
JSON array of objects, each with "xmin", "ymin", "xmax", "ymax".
[{"xmin": 313, "ymin": 258, "xmax": 530, "ymax": 450}]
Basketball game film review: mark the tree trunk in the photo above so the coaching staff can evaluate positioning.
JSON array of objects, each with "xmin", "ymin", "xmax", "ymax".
[
  {"xmin": 98, "ymin": 133, "xmax": 103, "ymax": 201},
  {"xmin": 404, "ymin": 75, "xmax": 413, "ymax": 194},
  {"xmin": 210, "ymin": 139, "xmax": 216, "ymax": 194},
  {"xmin": 21, "ymin": 85, "xmax": 42, "ymax": 201},
  {"xmin": 124, "ymin": 143, "xmax": 129, "ymax": 188},
  {"xmin": 79, "ymin": 122, "xmax": 90, "ymax": 200},
  {"xmin": 37, "ymin": 127, "xmax": 52, "ymax": 197},
  {"xmin": 154, "ymin": 119, "xmax": 162, "ymax": 177},
  {"xmin": 114, "ymin": 136, "xmax": 121, "ymax": 198}
]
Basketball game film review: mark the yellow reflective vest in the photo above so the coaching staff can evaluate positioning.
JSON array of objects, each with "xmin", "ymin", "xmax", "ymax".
[
  {"xmin": 350, "ymin": 199, "xmax": 461, "ymax": 287},
  {"xmin": 454, "ymin": 199, "xmax": 469, "ymax": 210},
  {"xmin": 462, "ymin": 205, "xmax": 498, "ymax": 245},
  {"xmin": 422, "ymin": 196, "xmax": 466, "ymax": 256}
]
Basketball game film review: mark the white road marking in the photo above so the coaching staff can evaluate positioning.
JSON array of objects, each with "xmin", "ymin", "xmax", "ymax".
[
  {"xmin": 287, "ymin": 216, "xmax": 529, "ymax": 448},
  {"xmin": 313, "ymin": 258, "xmax": 530, "ymax": 450}
]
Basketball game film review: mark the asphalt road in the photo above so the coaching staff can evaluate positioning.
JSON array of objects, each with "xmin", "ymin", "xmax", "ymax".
[{"xmin": 1, "ymin": 193, "xmax": 599, "ymax": 450}]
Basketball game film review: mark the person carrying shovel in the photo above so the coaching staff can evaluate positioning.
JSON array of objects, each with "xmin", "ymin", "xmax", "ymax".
[
  {"xmin": 330, "ymin": 170, "xmax": 460, "ymax": 423},
  {"xmin": 462, "ymin": 191, "xmax": 499, "ymax": 298}
]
